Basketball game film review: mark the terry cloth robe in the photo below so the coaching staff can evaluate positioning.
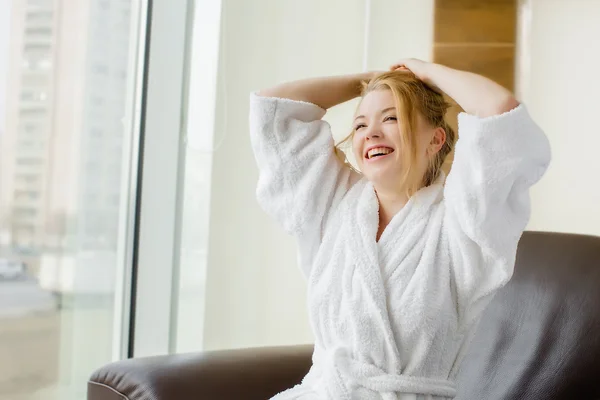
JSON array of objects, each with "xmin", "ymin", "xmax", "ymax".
[{"xmin": 249, "ymin": 92, "xmax": 551, "ymax": 400}]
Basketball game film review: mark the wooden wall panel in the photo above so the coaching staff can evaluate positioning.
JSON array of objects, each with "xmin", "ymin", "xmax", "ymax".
[
  {"xmin": 432, "ymin": 0, "xmax": 517, "ymax": 173},
  {"xmin": 435, "ymin": 0, "xmax": 516, "ymax": 43},
  {"xmin": 433, "ymin": 0, "xmax": 516, "ymax": 92},
  {"xmin": 434, "ymin": 45, "xmax": 514, "ymax": 90}
]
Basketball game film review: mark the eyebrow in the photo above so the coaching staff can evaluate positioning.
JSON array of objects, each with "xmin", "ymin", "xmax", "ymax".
[{"xmin": 354, "ymin": 107, "xmax": 396, "ymax": 121}]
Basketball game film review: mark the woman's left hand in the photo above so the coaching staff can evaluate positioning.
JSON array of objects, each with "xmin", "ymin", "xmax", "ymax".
[{"xmin": 392, "ymin": 59, "xmax": 517, "ymax": 117}]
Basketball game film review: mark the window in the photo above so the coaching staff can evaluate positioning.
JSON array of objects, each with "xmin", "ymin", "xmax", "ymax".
[
  {"xmin": 15, "ymin": 224, "xmax": 36, "ymax": 235},
  {"xmin": 20, "ymin": 73, "xmax": 49, "ymax": 86},
  {"xmin": 18, "ymin": 139, "xmax": 36, "ymax": 148},
  {"xmin": 16, "ymin": 157, "xmax": 43, "ymax": 166},
  {"xmin": 19, "ymin": 107, "xmax": 47, "ymax": 117},
  {"xmin": 21, "ymin": 90, "xmax": 48, "ymax": 101},
  {"xmin": 17, "ymin": 137, "xmax": 45, "ymax": 147},
  {"xmin": 13, "ymin": 207, "xmax": 37, "ymax": 218},
  {"xmin": 23, "ymin": 43, "xmax": 51, "ymax": 52},
  {"xmin": 23, "ymin": 58, "xmax": 52, "ymax": 70},
  {"xmin": 0, "ymin": 1, "xmax": 147, "ymax": 399},
  {"xmin": 15, "ymin": 173, "xmax": 40, "ymax": 184},
  {"xmin": 27, "ymin": 0, "xmax": 54, "ymax": 7},
  {"xmin": 25, "ymin": 27, "xmax": 52, "ymax": 35},
  {"xmin": 14, "ymin": 190, "xmax": 41, "ymax": 201},
  {"xmin": 20, "ymin": 124, "xmax": 41, "ymax": 134},
  {"xmin": 25, "ymin": 11, "xmax": 53, "ymax": 24}
]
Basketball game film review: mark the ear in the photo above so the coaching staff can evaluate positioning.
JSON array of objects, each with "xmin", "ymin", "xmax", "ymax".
[{"xmin": 428, "ymin": 127, "xmax": 446, "ymax": 154}]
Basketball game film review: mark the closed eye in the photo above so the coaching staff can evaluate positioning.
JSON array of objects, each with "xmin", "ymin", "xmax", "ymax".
[
  {"xmin": 355, "ymin": 123, "xmax": 366, "ymax": 131},
  {"xmin": 384, "ymin": 116, "xmax": 397, "ymax": 122}
]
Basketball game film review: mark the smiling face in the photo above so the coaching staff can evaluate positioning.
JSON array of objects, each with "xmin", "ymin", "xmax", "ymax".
[{"xmin": 352, "ymin": 88, "xmax": 443, "ymax": 192}]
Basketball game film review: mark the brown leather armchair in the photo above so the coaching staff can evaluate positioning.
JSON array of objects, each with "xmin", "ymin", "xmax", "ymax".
[{"xmin": 88, "ymin": 232, "xmax": 600, "ymax": 399}]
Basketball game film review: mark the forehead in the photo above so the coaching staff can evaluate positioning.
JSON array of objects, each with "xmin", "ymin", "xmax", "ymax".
[{"xmin": 357, "ymin": 89, "xmax": 395, "ymax": 115}]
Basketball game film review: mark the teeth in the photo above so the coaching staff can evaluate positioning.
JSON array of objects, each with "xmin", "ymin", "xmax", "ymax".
[{"xmin": 367, "ymin": 147, "xmax": 393, "ymax": 159}]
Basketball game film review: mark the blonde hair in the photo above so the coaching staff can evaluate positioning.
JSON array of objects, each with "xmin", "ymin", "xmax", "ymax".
[{"xmin": 336, "ymin": 71, "xmax": 456, "ymax": 197}]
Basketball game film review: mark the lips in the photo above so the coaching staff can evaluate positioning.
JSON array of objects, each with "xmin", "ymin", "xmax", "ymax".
[{"xmin": 364, "ymin": 145, "xmax": 395, "ymax": 160}]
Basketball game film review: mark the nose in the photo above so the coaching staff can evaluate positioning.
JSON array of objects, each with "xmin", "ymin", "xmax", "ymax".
[{"xmin": 365, "ymin": 126, "xmax": 381, "ymax": 140}]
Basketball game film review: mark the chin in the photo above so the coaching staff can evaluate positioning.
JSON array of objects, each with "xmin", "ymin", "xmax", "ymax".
[{"xmin": 363, "ymin": 170, "xmax": 401, "ymax": 188}]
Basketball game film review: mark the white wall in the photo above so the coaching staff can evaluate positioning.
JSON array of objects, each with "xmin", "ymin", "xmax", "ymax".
[
  {"xmin": 202, "ymin": 0, "xmax": 434, "ymax": 350},
  {"xmin": 517, "ymin": 0, "xmax": 600, "ymax": 236}
]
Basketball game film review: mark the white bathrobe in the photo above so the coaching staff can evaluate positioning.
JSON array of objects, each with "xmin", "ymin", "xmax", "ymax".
[{"xmin": 249, "ymin": 93, "xmax": 551, "ymax": 400}]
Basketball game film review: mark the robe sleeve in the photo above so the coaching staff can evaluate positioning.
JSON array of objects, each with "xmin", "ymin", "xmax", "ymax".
[
  {"xmin": 444, "ymin": 104, "xmax": 551, "ymax": 323},
  {"xmin": 249, "ymin": 92, "xmax": 359, "ymax": 276}
]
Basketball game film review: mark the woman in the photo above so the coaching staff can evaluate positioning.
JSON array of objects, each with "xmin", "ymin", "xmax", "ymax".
[{"xmin": 249, "ymin": 58, "xmax": 551, "ymax": 400}]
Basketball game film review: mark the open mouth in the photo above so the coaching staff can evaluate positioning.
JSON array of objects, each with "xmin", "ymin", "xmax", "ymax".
[{"xmin": 364, "ymin": 146, "xmax": 395, "ymax": 160}]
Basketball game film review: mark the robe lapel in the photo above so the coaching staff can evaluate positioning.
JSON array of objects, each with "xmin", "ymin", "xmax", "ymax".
[
  {"xmin": 351, "ymin": 181, "xmax": 403, "ymax": 370},
  {"xmin": 378, "ymin": 173, "xmax": 446, "ymax": 269}
]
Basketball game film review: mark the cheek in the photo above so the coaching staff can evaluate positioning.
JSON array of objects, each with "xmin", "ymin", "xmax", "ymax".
[
  {"xmin": 383, "ymin": 124, "xmax": 401, "ymax": 143},
  {"xmin": 416, "ymin": 134, "xmax": 433, "ymax": 168},
  {"xmin": 418, "ymin": 133, "xmax": 432, "ymax": 155},
  {"xmin": 352, "ymin": 136, "xmax": 362, "ymax": 163}
]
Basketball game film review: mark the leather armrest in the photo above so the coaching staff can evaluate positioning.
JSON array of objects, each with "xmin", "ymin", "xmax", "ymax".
[{"xmin": 88, "ymin": 344, "xmax": 313, "ymax": 400}]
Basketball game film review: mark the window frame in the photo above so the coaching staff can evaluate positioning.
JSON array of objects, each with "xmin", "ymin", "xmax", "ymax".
[{"xmin": 125, "ymin": 0, "xmax": 195, "ymax": 358}]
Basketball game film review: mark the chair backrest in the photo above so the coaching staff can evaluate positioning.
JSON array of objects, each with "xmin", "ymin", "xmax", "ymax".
[{"xmin": 456, "ymin": 231, "xmax": 600, "ymax": 399}]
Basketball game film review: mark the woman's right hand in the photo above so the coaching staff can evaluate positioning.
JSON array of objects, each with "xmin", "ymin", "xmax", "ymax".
[
  {"xmin": 390, "ymin": 58, "xmax": 430, "ymax": 78},
  {"xmin": 390, "ymin": 59, "xmax": 440, "ymax": 92}
]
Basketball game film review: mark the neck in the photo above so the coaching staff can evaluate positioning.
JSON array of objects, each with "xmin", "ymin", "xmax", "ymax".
[{"xmin": 374, "ymin": 185, "xmax": 410, "ymax": 225}]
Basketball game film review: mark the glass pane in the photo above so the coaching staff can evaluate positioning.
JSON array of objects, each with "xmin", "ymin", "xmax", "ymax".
[
  {"xmin": 0, "ymin": 0, "xmax": 143, "ymax": 399},
  {"xmin": 173, "ymin": 0, "xmax": 220, "ymax": 353}
]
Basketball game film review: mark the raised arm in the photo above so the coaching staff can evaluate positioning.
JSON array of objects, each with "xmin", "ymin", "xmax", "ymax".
[
  {"xmin": 250, "ymin": 74, "xmax": 373, "ymax": 277},
  {"xmin": 392, "ymin": 59, "xmax": 551, "ymax": 324},
  {"xmin": 258, "ymin": 72, "xmax": 377, "ymax": 109},
  {"xmin": 390, "ymin": 59, "xmax": 519, "ymax": 117}
]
